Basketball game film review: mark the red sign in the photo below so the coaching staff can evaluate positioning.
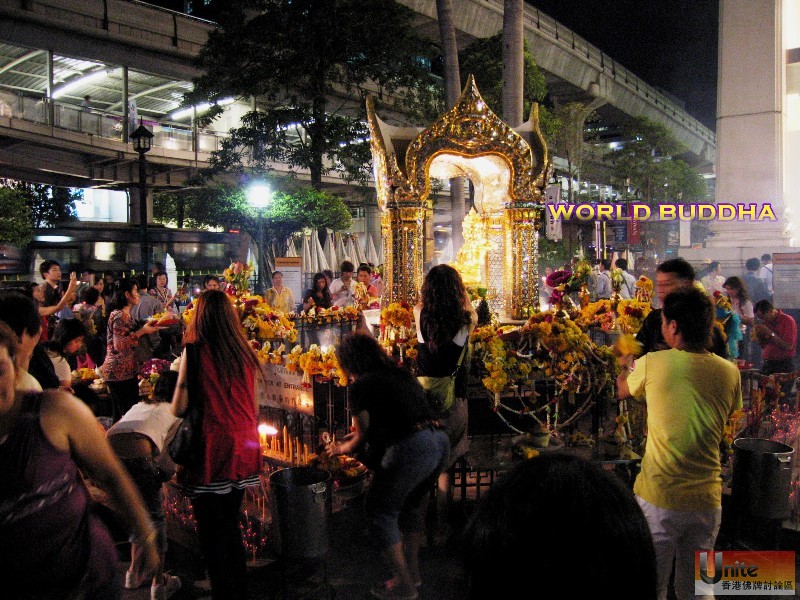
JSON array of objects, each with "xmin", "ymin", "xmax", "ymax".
[{"xmin": 628, "ymin": 219, "xmax": 642, "ymax": 245}]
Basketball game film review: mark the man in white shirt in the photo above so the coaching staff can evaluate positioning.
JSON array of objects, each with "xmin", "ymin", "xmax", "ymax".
[
  {"xmin": 615, "ymin": 258, "xmax": 637, "ymax": 299},
  {"xmin": 700, "ymin": 261, "xmax": 725, "ymax": 296},
  {"xmin": 329, "ymin": 260, "xmax": 356, "ymax": 307},
  {"xmin": 594, "ymin": 258, "xmax": 613, "ymax": 300},
  {"xmin": 759, "ymin": 253, "xmax": 773, "ymax": 298}
]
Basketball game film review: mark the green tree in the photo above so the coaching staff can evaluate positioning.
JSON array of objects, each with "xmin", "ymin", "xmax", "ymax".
[
  {"xmin": 153, "ymin": 183, "xmax": 249, "ymax": 231},
  {"xmin": 1, "ymin": 180, "xmax": 80, "ymax": 228},
  {"xmin": 610, "ymin": 116, "xmax": 706, "ymax": 255},
  {"xmin": 459, "ymin": 33, "xmax": 548, "ymax": 118},
  {"xmin": 0, "ymin": 187, "xmax": 33, "ymax": 247},
  {"xmin": 190, "ymin": 0, "xmax": 435, "ymax": 188},
  {"xmin": 153, "ymin": 184, "xmax": 351, "ymax": 248},
  {"xmin": 547, "ymin": 102, "xmax": 602, "ymax": 203},
  {"xmin": 262, "ymin": 187, "xmax": 352, "ymax": 244}
]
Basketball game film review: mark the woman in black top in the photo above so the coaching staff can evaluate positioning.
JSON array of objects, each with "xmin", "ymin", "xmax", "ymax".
[
  {"xmin": 330, "ymin": 333, "xmax": 448, "ymax": 600},
  {"xmin": 301, "ymin": 272, "xmax": 332, "ymax": 311}
]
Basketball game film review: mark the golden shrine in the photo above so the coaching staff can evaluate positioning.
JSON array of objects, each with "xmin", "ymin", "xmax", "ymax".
[{"xmin": 366, "ymin": 75, "xmax": 550, "ymax": 319}]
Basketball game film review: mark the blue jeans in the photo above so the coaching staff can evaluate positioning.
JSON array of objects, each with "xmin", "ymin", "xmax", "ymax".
[{"xmin": 364, "ymin": 427, "xmax": 449, "ymax": 548}]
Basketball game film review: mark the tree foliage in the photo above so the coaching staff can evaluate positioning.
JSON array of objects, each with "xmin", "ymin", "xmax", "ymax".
[
  {"xmin": 1, "ymin": 180, "xmax": 80, "ymax": 229},
  {"xmin": 190, "ymin": 0, "xmax": 436, "ymax": 187},
  {"xmin": 459, "ymin": 33, "xmax": 548, "ymax": 118},
  {"xmin": 263, "ymin": 187, "xmax": 352, "ymax": 244},
  {"xmin": 0, "ymin": 187, "xmax": 33, "ymax": 247},
  {"xmin": 610, "ymin": 117, "xmax": 705, "ymax": 204},
  {"xmin": 153, "ymin": 183, "xmax": 351, "ymax": 245}
]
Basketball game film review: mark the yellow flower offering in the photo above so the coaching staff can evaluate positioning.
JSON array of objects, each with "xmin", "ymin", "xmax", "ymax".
[{"xmin": 614, "ymin": 334, "xmax": 643, "ymax": 358}]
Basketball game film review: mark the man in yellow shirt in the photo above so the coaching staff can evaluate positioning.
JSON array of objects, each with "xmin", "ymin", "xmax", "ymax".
[{"xmin": 617, "ymin": 287, "xmax": 742, "ymax": 600}]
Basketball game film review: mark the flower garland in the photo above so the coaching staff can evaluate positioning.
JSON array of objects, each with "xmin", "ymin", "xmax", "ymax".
[
  {"xmin": 470, "ymin": 325, "xmax": 532, "ymax": 396},
  {"xmin": 615, "ymin": 299, "xmax": 652, "ymax": 334},
  {"xmin": 520, "ymin": 311, "xmax": 618, "ymax": 399},
  {"xmin": 258, "ymin": 343, "xmax": 349, "ymax": 387},
  {"xmin": 381, "ymin": 302, "xmax": 413, "ymax": 329},
  {"xmin": 470, "ymin": 313, "xmax": 619, "ymax": 437},
  {"xmin": 354, "ymin": 282, "xmax": 380, "ymax": 310},
  {"xmin": 297, "ymin": 305, "xmax": 361, "ymax": 324},
  {"xmin": 183, "ymin": 292, "xmax": 298, "ymax": 343},
  {"xmin": 223, "ymin": 261, "xmax": 254, "ymax": 295},
  {"xmin": 634, "ymin": 276, "xmax": 653, "ymax": 303}
]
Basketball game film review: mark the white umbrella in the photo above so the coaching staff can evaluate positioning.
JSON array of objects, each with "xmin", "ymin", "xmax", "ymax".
[
  {"xmin": 285, "ymin": 236, "xmax": 297, "ymax": 257},
  {"xmin": 365, "ymin": 233, "xmax": 379, "ymax": 266},
  {"xmin": 165, "ymin": 253, "xmax": 177, "ymax": 294},
  {"xmin": 301, "ymin": 234, "xmax": 312, "ymax": 277},
  {"xmin": 336, "ymin": 234, "xmax": 349, "ymax": 267},
  {"xmin": 352, "ymin": 234, "xmax": 367, "ymax": 265},
  {"xmin": 313, "ymin": 230, "xmax": 329, "ymax": 272},
  {"xmin": 309, "ymin": 232, "xmax": 320, "ymax": 273},
  {"xmin": 325, "ymin": 231, "xmax": 338, "ymax": 272},
  {"xmin": 345, "ymin": 235, "xmax": 357, "ymax": 265}
]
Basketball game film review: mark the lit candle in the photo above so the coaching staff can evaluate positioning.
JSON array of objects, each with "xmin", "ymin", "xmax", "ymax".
[{"xmin": 258, "ymin": 423, "xmax": 268, "ymax": 452}]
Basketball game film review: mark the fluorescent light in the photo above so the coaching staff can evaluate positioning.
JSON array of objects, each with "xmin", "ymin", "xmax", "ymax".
[
  {"xmin": 35, "ymin": 235, "xmax": 73, "ymax": 242},
  {"xmin": 52, "ymin": 70, "xmax": 109, "ymax": 99},
  {"xmin": 169, "ymin": 97, "xmax": 235, "ymax": 121}
]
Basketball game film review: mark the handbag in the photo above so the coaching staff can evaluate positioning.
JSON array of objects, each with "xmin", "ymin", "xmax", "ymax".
[
  {"xmin": 417, "ymin": 342, "xmax": 468, "ymax": 416},
  {"xmin": 167, "ymin": 343, "xmax": 204, "ymax": 467}
]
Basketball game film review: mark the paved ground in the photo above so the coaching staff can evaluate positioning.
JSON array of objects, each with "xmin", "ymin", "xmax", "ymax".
[{"xmin": 120, "ymin": 487, "xmax": 470, "ymax": 600}]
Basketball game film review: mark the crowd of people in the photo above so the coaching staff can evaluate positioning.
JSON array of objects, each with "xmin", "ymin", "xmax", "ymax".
[{"xmin": 1, "ymin": 249, "xmax": 796, "ymax": 600}]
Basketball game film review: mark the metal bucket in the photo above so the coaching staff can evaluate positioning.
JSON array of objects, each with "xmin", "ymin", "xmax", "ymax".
[
  {"xmin": 731, "ymin": 438, "xmax": 794, "ymax": 520},
  {"xmin": 269, "ymin": 466, "xmax": 332, "ymax": 558}
]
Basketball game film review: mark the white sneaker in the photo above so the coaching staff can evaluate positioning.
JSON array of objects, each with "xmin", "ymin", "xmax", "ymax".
[{"xmin": 151, "ymin": 574, "xmax": 182, "ymax": 600}]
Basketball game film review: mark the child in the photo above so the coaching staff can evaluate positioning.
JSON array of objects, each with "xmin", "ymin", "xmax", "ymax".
[{"xmin": 107, "ymin": 370, "xmax": 182, "ymax": 600}]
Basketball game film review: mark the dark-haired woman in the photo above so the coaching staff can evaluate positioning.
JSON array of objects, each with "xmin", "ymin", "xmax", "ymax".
[
  {"xmin": 74, "ymin": 285, "xmax": 108, "ymax": 366},
  {"xmin": 46, "ymin": 318, "xmax": 87, "ymax": 392},
  {"xmin": 0, "ymin": 319, "xmax": 160, "ymax": 599},
  {"xmin": 100, "ymin": 279, "xmax": 160, "ymax": 421},
  {"xmin": 413, "ymin": 265, "xmax": 477, "ymax": 539},
  {"xmin": 330, "ymin": 332, "xmax": 448, "ymax": 599},
  {"xmin": 171, "ymin": 289, "xmax": 263, "ymax": 599},
  {"xmin": 723, "ymin": 276, "xmax": 755, "ymax": 362},
  {"xmin": 302, "ymin": 272, "xmax": 332, "ymax": 312}
]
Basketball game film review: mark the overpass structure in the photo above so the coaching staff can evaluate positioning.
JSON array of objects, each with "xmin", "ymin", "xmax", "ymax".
[{"xmin": 0, "ymin": 0, "xmax": 716, "ymax": 197}]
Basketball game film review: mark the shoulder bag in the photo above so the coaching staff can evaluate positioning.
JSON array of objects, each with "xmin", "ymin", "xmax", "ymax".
[
  {"xmin": 417, "ymin": 342, "xmax": 468, "ymax": 417},
  {"xmin": 167, "ymin": 343, "xmax": 204, "ymax": 467}
]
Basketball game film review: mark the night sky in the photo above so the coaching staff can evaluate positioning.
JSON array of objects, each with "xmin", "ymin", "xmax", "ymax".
[{"xmin": 526, "ymin": 0, "xmax": 719, "ymax": 130}]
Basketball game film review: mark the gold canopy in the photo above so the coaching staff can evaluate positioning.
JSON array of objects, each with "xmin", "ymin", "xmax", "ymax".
[{"xmin": 367, "ymin": 76, "xmax": 550, "ymax": 318}]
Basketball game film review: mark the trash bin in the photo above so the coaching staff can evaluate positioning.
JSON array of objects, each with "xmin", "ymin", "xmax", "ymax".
[
  {"xmin": 269, "ymin": 466, "xmax": 332, "ymax": 559},
  {"xmin": 731, "ymin": 438, "xmax": 794, "ymax": 520}
]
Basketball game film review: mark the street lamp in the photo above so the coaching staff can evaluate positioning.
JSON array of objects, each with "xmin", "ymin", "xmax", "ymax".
[
  {"xmin": 131, "ymin": 121, "xmax": 154, "ymax": 276},
  {"xmin": 247, "ymin": 183, "xmax": 272, "ymax": 294}
]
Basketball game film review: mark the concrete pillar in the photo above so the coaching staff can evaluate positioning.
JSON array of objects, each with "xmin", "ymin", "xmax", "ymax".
[
  {"xmin": 711, "ymin": 0, "xmax": 791, "ymax": 249},
  {"xmin": 128, "ymin": 185, "xmax": 151, "ymax": 225}
]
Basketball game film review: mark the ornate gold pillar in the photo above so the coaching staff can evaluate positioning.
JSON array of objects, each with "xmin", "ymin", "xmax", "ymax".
[
  {"xmin": 505, "ymin": 203, "xmax": 543, "ymax": 319},
  {"xmin": 384, "ymin": 204, "xmax": 429, "ymax": 305},
  {"xmin": 485, "ymin": 213, "xmax": 506, "ymax": 315}
]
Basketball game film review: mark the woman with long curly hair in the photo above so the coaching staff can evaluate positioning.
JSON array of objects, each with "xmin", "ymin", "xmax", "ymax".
[
  {"xmin": 413, "ymin": 264, "xmax": 477, "ymax": 543},
  {"xmin": 171, "ymin": 289, "xmax": 263, "ymax": 599}
]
